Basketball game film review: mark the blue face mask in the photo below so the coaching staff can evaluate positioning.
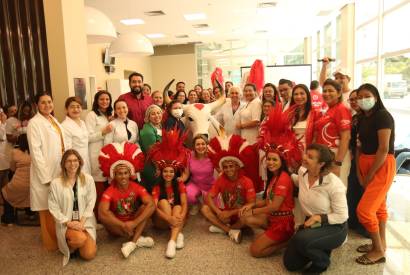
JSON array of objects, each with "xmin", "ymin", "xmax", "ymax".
[{"xmin": 357, "ymin": 97, "xmax": 376, "ymax": 111}]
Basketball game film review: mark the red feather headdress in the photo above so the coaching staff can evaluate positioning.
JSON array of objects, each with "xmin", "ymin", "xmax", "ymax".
[
  {"xmin": 258, "ymin": 103, "xmax": 303, "ymax": 170},
  {"xmin": 99, "ymin": 142, "xmax": 145, "ymax": 179},
  {"xmin": 148, "ymin": 127, "xmax": 189, "ymax": 171},
  {"xmin": 248, "ymin": 59, "xmax": 265, "ymax": 94},
  {"xmin": 211, "ymin": 67, "xmax": 224, "ymax": 88}
]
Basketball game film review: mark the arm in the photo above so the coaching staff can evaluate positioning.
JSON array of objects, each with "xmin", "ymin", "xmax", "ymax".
[
  {"xmin": 81, "ymin": 175, "xmax": 97, "ymax": 222},
  {"xmin": 319, "ymin": 57, "xmax": 330, "ymax": 87},
  {"xmin": 9, "ymin": 150, "xmax": 18, "ymax": 172},
  {"xmin": 154, "ymin": 198, "xmax": 173, "ymax": 223},
  {"xmin": 362, "ymin": 129, "xmax": 391, "ymax": 187},
  {"xmin": 98, "ymin": 200, "xmax": 124, "ymax": 228},
  {"xmin": 252, "ymin": 196, "xmax": 285, "ymax": 216},
  {"xmin": 48, "ymin": 181, "xmax": 70, "ymax": 225},
  {"xmin": 179, "ymin": 193, "xmax": 188, "ymax": 218},
  {"xmin": 62, "ymin": 125, "xmax": 73, "ymax": 150},
  {"xmin": 103, "ymin": 122, "xmax": 114, "ymax": 145},
  {"xmin": 332, "ymin": 130, "xmax": 351, "ymax": 176},
  {"xmin": 178, "ymin": 167, "xmax": 190, "ymax": 183},
  {"xmin": 131, "ymin": 194, "xmax": 155, "ymax": 228},
  {"xmin": 85, "ymin": 112, "xmax": 111, "ymax": 142}
]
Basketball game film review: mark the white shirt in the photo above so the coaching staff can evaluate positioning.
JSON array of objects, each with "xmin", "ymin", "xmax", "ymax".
[
  {"xmin": 4, "ymin": 117, "xmax": 21, "ymax": 168},
  {"xmin": 104, "ymin": 118, "xmax": 138, "ymax": 145},
  {"xmin": 0, "ymin": 122, "xmax": 8, "ymax": 170},
  {"xmin": 295, "ymin": 167, "xmax": 348, "ymax": 225},
  {"xmin": 293, "ymin": 120, "xmax": 307, "ymax": 150},
  {"xmin": 48, "ymin": 174, "xmax": 96, "ymax": 266},
  {"xmin": 85, "ymin": 111, "xmax": 110, "ymax": 182},
  {"xmin": 215, "ymin": 99, "xmax": 244, "ymax": 136},
  {"xmin": 239, "ymin": 97, "xmax": 261, "ymax": 144},
  {"xmin": 61, "ymin": 116, "xmax": 91, "ymax": 174}
]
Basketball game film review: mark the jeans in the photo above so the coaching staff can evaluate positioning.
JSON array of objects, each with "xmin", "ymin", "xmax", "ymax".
[{"xmin": 283, "ymin": 222, "xmax": 348, "ymax": 273}]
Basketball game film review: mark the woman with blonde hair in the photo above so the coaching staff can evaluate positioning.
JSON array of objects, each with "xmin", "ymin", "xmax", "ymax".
[
  {"xmin": 48, "ymin": 149, "xmax": 97, "ymax": 266},
  {"xmin": 215, "ymin": 86, "xmax": 244, "ymax": 136}
]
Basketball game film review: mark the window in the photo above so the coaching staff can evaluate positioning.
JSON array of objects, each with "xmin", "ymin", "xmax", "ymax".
[
  {"xmin": 356, "ymin": 21, "xmax": 378, "ymax": 61},
  {"xmin": 383, "ymin": 3, "xmax": 410, "ymax": 54},
  {"xmin": 356, "ymin": 61, "xmax": 378, "ymax": 86}
]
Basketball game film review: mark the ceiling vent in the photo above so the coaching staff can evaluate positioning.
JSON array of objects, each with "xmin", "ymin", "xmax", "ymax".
[
  {"xmin": 192, "ymin": 23, "xmax": 209, "ymax": 29},
  {"xmin": 175, "ymin": 34, "xmax": 189, "ymax": 38},
  {"xmin": 144, "ymin": 10, "xmax": 166, "ymax": 16},
  {"xmin": 257, "ymin": 2, "xmax": 277, "ymax": 8}
]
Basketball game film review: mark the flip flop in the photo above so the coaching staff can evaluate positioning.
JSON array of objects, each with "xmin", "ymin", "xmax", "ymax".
[
  {"xmin": 356, "ymin": 254, "xmax": 386, "ymax": 265},
  {"xmin": 356, "ymin": 243, "xmax": 372, "ymax": 253}
]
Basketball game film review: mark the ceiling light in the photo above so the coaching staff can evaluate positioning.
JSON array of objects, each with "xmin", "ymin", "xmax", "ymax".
[
  {"xmin": 85, "ymin": 6, "xmax": 117, "ymax": 43},
  {"xmin": 120, "ymin": 18, "xmax": 145, "ymax": 25},
  {"xmin": 146, "ymin": 33, "xmax": 165, "ymax": 38},
  {"xmin": 184, "ymin": 13, "xmax": 207, "ymax": 21},
  {"xmin": 197, "ymin": 30, "xmax": 215, "ymax": 35},
  {"xmin": 109, "ymin": 32, "xmax": 154, "ymax": 56}
]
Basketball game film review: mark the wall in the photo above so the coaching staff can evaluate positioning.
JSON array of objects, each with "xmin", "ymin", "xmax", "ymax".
[
  {"xmin": 87, "ymin": 43, "xmax": 152, "ymax": 93},
  {"xmin": 150, "ymin": 44, "xmax": 197, "ymax": 92}
]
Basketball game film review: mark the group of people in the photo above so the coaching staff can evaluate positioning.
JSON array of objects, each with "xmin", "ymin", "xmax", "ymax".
[{"xmin": 0, "ymin": 58, "xmax": 397, "ymax": 274}]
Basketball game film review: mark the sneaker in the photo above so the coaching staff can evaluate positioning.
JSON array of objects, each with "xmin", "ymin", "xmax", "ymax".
[
  {"xmin": 209, "ymin": 225, "xmax": 225, "ymax": 234},
  {"xmin": 228, "ymin": 229, "xmax": 242, "ymax": 244},
  {"xmin": 176, "ymin": 233, "xmax": 184, "ymax": 249},
  {"xmin": 189, "ymin": 204, "xmax": 199, "ymax": 216},
  {"xmin": 165, "ymin": 240, "xmax": 177, "ymax": 259},
  {"xmin": 135, "ymin": 236, "xmax": 155, "ymax": 248},
  {"xmin": 121, "ymin": 241, "xmax": 137, "ymax": 258}
]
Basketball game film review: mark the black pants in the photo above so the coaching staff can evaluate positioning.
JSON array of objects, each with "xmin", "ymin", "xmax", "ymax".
[
  {"xmin": 1, "ymin": 193, "xmax": 15, "ymax": 224},
  {"xmin": 283, "ymin": 222, "xmax": 348, "ymax": 273},
  {"xmin": 347, "ymin": 159, "xmax": 367, "ymax": 234}
]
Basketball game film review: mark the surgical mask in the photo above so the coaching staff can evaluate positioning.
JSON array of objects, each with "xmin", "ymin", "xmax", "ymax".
[
  {"xmin": 171, "ymin": 109, "xmax": 183, "ymax": 118},
  {"xmin": 357, "ymin": 97, "xmax": 376, "ymax": 111}
]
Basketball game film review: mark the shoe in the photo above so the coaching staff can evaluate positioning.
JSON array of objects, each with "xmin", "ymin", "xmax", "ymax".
[
  {"xmin": 228, "ymin": 229, "xmax": 242, "ymax": 244},
  {"xmin": 165, "ymin": 240, "xmax": 176, "ymax": 259},
  {"xmin": 189, "ymin": 204, "xmax": 199, "ymax": 216},
  {"xmin": 209, "ymin": 225, "xmax": 225, "ymax": 234},
  {"xmin": 176, "ymin": 233, "xmax": 184, "ymax": 249},
  {"xmin": 121, "ymin": 241, "xmax": 137, "ymax": 258},
  {"xmin": 356, "ymin": 243, "xmax": 372, "ymax": 253},
  {"xmin": 135, "ymin": 236, "xmax": 155, "ymax": 248},
  {"xmin": 356, "ymin": 254, "xmax": 386, "ymax": 265}
]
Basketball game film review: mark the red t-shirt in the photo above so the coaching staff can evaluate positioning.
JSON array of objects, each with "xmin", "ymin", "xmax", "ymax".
[
  {"xmin": 315, "ymin": 102, "xmax": 351, "ymax": 148},
  {"xmin": 101, "ymin": 182, "xmax": 150, "ymax": 222},
  {"xmin": 310, "ymin": 90, "xmax": 327, "ymax": 112},
  {"xmin": 265, "ymin": 172, "xmax": 294, "ymax": 213},
  {"xmin": 118, "ymin": 92, "xmax": 153, "ymax": 129},
  {"xmin": 152, "ymin": 181, "xmax": 186, "ymax": 205},
  {"xmin": 209, "ymin": 175, "xmax": 256, "ymax": 210}
]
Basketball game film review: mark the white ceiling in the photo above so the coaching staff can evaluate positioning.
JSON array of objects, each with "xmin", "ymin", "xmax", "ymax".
[{"xmin": 84, "ymin": 0, "xmax": 353, "ymax": 46}]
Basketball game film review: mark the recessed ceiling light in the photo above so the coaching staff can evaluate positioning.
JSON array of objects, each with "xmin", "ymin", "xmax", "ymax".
[
  {"xmin": 184, "ymin": 13, "xmax": 207, "ymax": 21},
  {"xmin": 197, "ymin": 30, "xmax": 215, "ymax": 35},
  {"xmin": 146, "ymin": 33, "xmax": 165, "ymax": 38},
  {"xmin": 120, "ymin": 18, "xmax": 145, "ymax": 25}
]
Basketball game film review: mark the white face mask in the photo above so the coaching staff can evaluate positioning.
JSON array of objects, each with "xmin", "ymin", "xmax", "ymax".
[
  {"xmin": 357, "ymin": 97, "xmax": 376, "ymax": 111},
  {"xmin": 171, "ymin": 109, "xmax": 183, "ymax": 118}
]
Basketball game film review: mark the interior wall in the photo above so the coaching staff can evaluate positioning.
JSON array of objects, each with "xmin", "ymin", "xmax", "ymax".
[{"xmin": 87, "ymin": 43, "xmax": 152, "ymax": 92}]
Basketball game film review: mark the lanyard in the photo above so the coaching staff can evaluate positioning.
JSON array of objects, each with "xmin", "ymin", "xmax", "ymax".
[{"xmin": 72, "ymin": 181, "xmax": 79, "ymax": 221}]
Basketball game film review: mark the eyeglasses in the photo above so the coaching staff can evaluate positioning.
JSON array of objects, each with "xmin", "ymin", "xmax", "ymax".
[{"xmin": 65, "ymin": 159, "xmax": 79, "ymax": 164}]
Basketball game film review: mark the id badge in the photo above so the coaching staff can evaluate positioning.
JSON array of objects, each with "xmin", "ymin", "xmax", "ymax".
[{"xmin": 72, "ymin": 210, "xmax": 79, "ymax": 221}]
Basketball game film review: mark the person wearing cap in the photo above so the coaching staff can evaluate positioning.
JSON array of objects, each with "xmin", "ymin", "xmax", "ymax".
[
  {"xmin": 201, "ymin": 135, "xmax": 257, "ymax": 244},
  {"xmin": 98, "ymin": 142, "xmax": 155, "ymax": 259},
  {"xmin": 319, "ymin": 57, "xmax": 352, "ymax": 107}
]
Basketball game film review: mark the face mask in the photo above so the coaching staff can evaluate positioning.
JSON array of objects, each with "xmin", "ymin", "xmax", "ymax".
[
  {"xmin": 131, "ymin": 87, "xmax": 142, "ymax": 95},
  {"xmin": 357, "ymin": 97, "xmax": 376, "ymax": 111},
  {"xmin": 171, "ymin": 109, "xmax": 183, "ymax": 118}
]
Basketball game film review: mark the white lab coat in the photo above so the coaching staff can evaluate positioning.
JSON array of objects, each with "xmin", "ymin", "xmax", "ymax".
[
  {"xmin": 62, "ymin": 116, "xmax": 91, "ymax": 174},
  {"xmin": 48, "ymin": 174, "xmax": 97, "ymax": 266},
  {"xmin": 27, "ymin": 113, "xmax": 66, "ymax": 211},
  {"xmin": 104, "ymin": 118, "xmax": 138, "ymax": 145},
  {"xmin": 0, "ymin": 122, "xmax": 8, "ymax": 170},
  {"xmin": 215, "ymin": 99, "xmax": 245, "ymax": 136},
  {"xmin": 85, "ymin": 111, "xmax": 110, "ymax": 182},
  {"xmin": 239, "ymin": 97, "xmax": 262, "ymax": 144}
]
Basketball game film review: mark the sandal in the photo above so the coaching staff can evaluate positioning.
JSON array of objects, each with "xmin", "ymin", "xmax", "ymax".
[
  {"xmin": 356, "ymin": 243, "xmax": 372, "ymax": 253},
  {"xmin": 356, "ymin": 254, "xmax": 386, "ymax": 265}
]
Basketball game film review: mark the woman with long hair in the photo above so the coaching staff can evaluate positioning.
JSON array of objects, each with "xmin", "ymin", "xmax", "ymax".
[{"xmin": 48, "ymin": 150, "xmax": 97, "ymax": 265}]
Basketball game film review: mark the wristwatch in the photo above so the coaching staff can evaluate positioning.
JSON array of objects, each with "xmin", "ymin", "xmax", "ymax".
[{"xmin": 334, "ymin": 160, "xmax": 342, "ymax": 166}]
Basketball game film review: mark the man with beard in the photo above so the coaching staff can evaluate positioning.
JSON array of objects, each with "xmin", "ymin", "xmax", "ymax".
[
  {"xmin": 118, "ymin": 72, "xmax": 153, "ymax": 129},
  {"xmin": 176, "ymin": 81, "xmax": 186, "ymax": 94}
]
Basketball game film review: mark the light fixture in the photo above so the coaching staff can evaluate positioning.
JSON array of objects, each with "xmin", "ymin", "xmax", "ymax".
[
  {"xmin": 197, "ymin": 30, "xmax": 215, "ymax": 35},
  {"xmin": 85, "ymin": 6, "xmax": 117, "ymax": 43},
  {"xmin": 184, "ymin": 13, "xmax": 207, "ymax": 21},
  {"xmin": 146, "ymin": 33, "xmax": 165, "ymax": 38},
  {"xmin": 109, "ymin": 32, "xmax": 154, "ymax": 56},
  {"xmin": 120, "ymin": 18, "xmax": 145, "ymax": 25}
]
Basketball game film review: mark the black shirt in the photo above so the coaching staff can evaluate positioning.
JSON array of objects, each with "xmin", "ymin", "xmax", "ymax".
[{"xmin": 358, "ymin": 109, "xmax": 395, "ymax": 154}]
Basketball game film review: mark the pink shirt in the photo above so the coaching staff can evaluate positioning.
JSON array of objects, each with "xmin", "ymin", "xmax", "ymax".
[
  {"xmin": 188, "ymin": 154, "xmax": 215, "ymax": 191},
  {"xmin": 118, "ymin": 92, "xmax": 153, "ymax": 129}
]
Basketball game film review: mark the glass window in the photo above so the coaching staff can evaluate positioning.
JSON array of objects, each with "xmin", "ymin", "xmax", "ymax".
[
  {"xmin": 356, "ymin": 0, "xmax": 379, "ymax": 25},
  {"xmin": 356, "ymin": 61, "xmax": 378, "ymax": 86},
  {"xmin": 383, "ymin": 3, "xmax": 410, "ymax": 54},
  {"xmin": 323, "ymin": 23, "xmax": 332, "ymax": 58},
  {"xmin": 384, "ymin": 0, "xmax": 406, "ymax": 11},
  {"xmin": 356, "ymin": 21, "xmax": 378, "ymax": 61}
]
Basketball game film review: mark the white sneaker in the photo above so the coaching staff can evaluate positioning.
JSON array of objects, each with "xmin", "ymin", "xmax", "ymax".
[
  {"xmin": 121, "ymin": 241, "xmax": 137, "ymax": 258},
  {"xmin": 136, "ymin": 236, "xmax": 155, "ymax": 248},
  {"xmin": 189, "ymin": 204, "xmax": 199, "ymax": 216},
  {"xmin": 176, "ymin": 233, "xmax": 184, "ymax": 249},
  {"xmin": 209, "ymin": 225, "xmax": 225, "ymax": 234},
  {"xmin": 165, "ymin": 240, "xmax": 177, "ymax": 259},
  {"xmin": 228, "ymin": 229, "xmax": 242, "ymax": 244}
]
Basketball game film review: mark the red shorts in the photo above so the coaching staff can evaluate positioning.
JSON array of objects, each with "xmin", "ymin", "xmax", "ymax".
[{"xmin": 264, "ymin": 216, "xmax": 295, "ymax": 242}]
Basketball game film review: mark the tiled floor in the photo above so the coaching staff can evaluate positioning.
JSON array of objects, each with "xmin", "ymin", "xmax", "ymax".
[{"xmin": 0, "ymin": 175, "xmax": 408, "ymax": 274}]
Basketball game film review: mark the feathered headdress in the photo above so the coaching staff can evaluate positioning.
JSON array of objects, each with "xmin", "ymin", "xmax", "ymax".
[
  {"xmin": 211, "ymin": 67, "xmax": 224, "ymax": 88},
  {"xmin": 148, "ymin": 127, "xmax": 189, "ymax": 171},
  {"xmin": 248, "ymin": 59, "xmax": 265, "ymax": 94},
  {"xmin": 99, "ymin": 142, "xmax": 145, "ymax": 180},
  {"xmin": 258, "ymin": 103, "xmax": 303, "ymax": 170}
]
